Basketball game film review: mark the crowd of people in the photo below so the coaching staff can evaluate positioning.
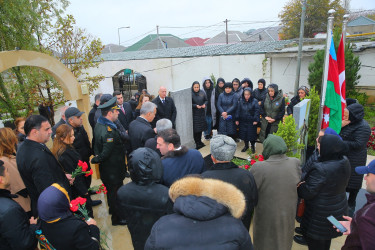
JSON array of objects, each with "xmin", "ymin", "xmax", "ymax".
[{"xmin": 0, "ymin": 78, "xmax": 373, "ymax": 250}]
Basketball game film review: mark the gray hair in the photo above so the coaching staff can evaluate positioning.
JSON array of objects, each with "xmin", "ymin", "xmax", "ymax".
[
  {"xmin": 156, "ymin": 119, "xmax": 172, "ymax": 133},
  {"xmin": 210, "ymin": 135, "xmax": 237, "ymax": 161},
  {"xmin": 140, "ymin": 102, "xmax": 157, "ymax": 115}
]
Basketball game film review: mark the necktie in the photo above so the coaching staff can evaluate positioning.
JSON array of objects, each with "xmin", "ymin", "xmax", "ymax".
[
  {"xmin": 120, "ymin": 105, "xmax": 125, "ymax": 114},
  {"xmin": 162, "ymin": 99, "xmax": 165, "ymax": 104}
]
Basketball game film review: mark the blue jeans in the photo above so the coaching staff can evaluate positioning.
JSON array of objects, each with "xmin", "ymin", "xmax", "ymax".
[{"xmin": 204, "ymin": 115, "xmax": 212, "ymax": 136}]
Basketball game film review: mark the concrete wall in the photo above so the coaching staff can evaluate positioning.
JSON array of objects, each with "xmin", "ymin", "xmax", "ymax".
[{"xmin": 87, "ymin": 47, "xmax": 375, "ymax": 102}]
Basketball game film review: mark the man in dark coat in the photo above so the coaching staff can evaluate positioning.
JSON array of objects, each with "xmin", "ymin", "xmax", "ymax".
[
  {"xmin": 151, "ymin": 86, "xmax": 177, "ymax": 128},
  {"xmin": 341, "ymin": 160, "xmax": 375, "ymax": 250},
  {"xmin": 201, "ymin": 134, "xmax": 258, "ymax": 230},
  {"xmin": 51, "ymin": 106, "xmax": 68, "ymax": 139},
  {"xmin": 117, "ymin": 148, "xmax": 173, "ymax": 250},
  {"xmin": 0, "ymin": 160, "xmax": 37, "ymax": 250},
  {"xmin": 298, "ymin": 135, "xmax": 351, "ymax": 250},
  {"xmin": 129, "ymin": 102, "xmax": 157, "ymax": 151},
  {"xmin": 17, "ymin": 115, "xmax": 71, "ymax": 217},
  {"xmin": 88, "ymin": 93, "xmax": 102, "ymax": 133},
  {"xmin": 145, "ymin": 176, "xmax": 254, "ymax": 250},
  {"xmin": 91, "ymin": 97, "xmax": 126, "ymax": 226},
  {"xmin": 145, "ymin": 118, "xmax": 173, "ymax": 157},
  {"xmin": 157, "ymin": 129, "xmax": 206, "ymax": 187},
  {"xmin": 340, "ymin": 103, "xmax": 371, "ymax": 216},
  {"xmin": 113, "ymin": 91, "xmax": 134, "ymax": 131}
]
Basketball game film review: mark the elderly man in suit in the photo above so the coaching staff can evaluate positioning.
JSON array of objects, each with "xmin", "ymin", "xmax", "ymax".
[
  {"xmin": 152, "ymin": 86, "xmax": 177, "ymax": 128},
  {"xmin": 129, "ymin": 102, "xmax": 157, "ymax": 151}
]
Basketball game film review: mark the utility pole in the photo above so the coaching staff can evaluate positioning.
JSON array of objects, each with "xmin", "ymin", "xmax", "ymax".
[
  {"xmin": 224, "ymin": 19, "xmax": 229, "ymax": 44},
  {"xmin": 294, "ymin": 0, "xmax": 307, "ymax": 95},
  {"xmin": 156, "ymin": 25, "xmax": 166, "ymax": 49},
  {"xmin": 118, "ymin": 26, "xmax": 130, "ymax": 46}
]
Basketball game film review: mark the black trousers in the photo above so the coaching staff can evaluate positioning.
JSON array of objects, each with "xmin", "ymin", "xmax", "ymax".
[
  {"xmin": 305, "ymin": 236, "xmax": 331, "ymax": 250},
  {"xmin": 193, "ymin": 132, "xmax": 203, "ymax": 145},
  {"xmin": 346, "ymin": 187, "xmax": 359, "ymax": 207},
  {"xmin": 102, "ymin": 181, "xmax": 123, "ymax": 222}
]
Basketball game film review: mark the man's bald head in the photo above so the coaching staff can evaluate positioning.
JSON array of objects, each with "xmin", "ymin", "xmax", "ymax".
[{"xmin": 159, "ymin": 86, "xmax": 167, "ymax": 99}]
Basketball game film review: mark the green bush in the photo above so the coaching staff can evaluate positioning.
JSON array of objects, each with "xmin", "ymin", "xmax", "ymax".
[{"xmin": 275, "ymin": 115, "xmax": 304, "ymax": 159}]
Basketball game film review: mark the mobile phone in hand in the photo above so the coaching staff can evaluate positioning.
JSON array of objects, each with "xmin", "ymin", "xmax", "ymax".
[{"xmin": 327, "ymin": 215, "xmax": 347, "ymax": 233}]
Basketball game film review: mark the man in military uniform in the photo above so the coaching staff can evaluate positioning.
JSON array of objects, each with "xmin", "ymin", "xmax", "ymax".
[{"xmin": 91, "ymin": 97, "xmax": 127, "ymax": 226}]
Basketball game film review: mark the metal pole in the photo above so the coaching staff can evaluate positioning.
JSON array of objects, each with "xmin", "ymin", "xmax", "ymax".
[
  {"xmin": 343, "ymin": 14, "xmax": 349, "ymax": 45},
  {"xmin": 225, "ymin": 19, "xmax": 229, "ymax": 44},
  {"xmin": 118, "ymin": 26, "xmax": 130, "ymax": 46},
  {"xmin": 317, "ymin": 9, "xmax": 335, "ymax": 132},
  {"xmin": 157, "ymin": 25, "xmax": 166, "ymax": 49},
  {"xmin": 294, "ymin": 0, "xmax": 307, "ymax": 95}
]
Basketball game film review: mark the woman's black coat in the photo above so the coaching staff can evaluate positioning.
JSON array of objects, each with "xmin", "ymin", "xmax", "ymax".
[
  {"xmin": 287, "ymin": 95, "xmax": 301, "ymax": 115},
  {"xmin": 217, "ymin": 91, "xmax": 238, "ymax": 135},
  {"xmin": 340, "ymin": 103, "xmax": 371, "ymax": 190},
  {"xmin": 235, "ymin": 88, "xmax": 260, "ymax": 142},
  {"xmin": 41, "ymin": 215, "xmax": 100, "ymax": 250},
  {"xmin": 298, "ymin": 135, "xmax": 351, "ymax": 240},
  {"xmin": 191, "ymin": 86, "xmax": 208, "ymax": 133}
]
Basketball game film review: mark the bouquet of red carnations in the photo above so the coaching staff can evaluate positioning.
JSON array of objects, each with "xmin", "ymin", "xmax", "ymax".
[
  {"xmin": 239, "ymin": 154, "xmax": 264, "ymax": 170},
  {"xmin": 71, "ymin": 160, "xmax": 93, "ymax": 178},
  {"xmin": 70, "ymin": 197, "xmax": 90, "ymax": 221},
  {"xmin": 88, "ymin": 184, "xmax": 107, "ymax": 194}
]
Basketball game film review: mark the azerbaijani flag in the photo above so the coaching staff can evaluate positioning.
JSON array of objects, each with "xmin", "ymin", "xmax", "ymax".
[
  {"xmin": 321, "ymin": 38, "xmax": 342, "ymax": 133},
  {"xmin": 337, "ymin": 34, "xmax": 346, "ymax": 118}
]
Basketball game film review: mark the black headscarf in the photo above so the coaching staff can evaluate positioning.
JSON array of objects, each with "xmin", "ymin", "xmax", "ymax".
[
  {"xmin": 202, "ymin": 77, "xmax": 214, "ymax": 100},
  {"xmin": 241, "ymin": 87, "xmax": 253, "ymax": 102},
  {"xmin": 268, "ymin": 83, "xmax": 279, "ymax": 97},
  {"xmin": 319, "ymin": 134, "xmax": 348, "ymax": 161},
  {"xmin": 347, "ymin": 103, "xmax": 364, "ymax": 124},
  {"xmin": 215, "ymin": 77, "xmax": 225, "ymax": 97},
  {"xmin": 129, "ymin": 148, "xmax": 163, "ymax": 186},
  {"xmin": 241, "ymin": 78, "xmax": 254, "ymax": 90},
  {"xmin": 191, "ymin": 81, "xmax": 200, "ymax": 93}
]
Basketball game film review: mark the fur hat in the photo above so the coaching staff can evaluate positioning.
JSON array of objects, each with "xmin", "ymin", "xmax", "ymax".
[{"xmin": 210, "ymin": 135, "xmax": 236, "ymax": 161}]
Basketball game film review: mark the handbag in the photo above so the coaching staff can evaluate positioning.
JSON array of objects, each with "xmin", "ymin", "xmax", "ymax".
[{"xmin": 297, "ymin": 199, "xmax": 305, "ymax": 217}]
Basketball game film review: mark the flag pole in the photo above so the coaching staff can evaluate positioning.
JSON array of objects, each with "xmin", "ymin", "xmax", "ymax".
[
  {"xmin": 342, "ymin": 14, "xmax": 349, "ymax": 45},
  {"xmin": 317, "ymin": 9, "xmax": 335, "ymax": 132}
]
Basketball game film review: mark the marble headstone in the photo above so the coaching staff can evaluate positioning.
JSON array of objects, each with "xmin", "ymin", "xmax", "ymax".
[
  {"xmin": 170, "ymin": 88, "xmax": 195, "ymax": 148},
  {"xmin": 293, "ymin": 99, "xmax": 311, "ymax": 164}
]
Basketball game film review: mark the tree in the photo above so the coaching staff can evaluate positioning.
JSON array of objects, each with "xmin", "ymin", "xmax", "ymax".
[
  {"xmin": 308, "ymin": 30, "xmax": 361, "ymax": 95},
  {"xmin": 279, "ymin": 0, "xmax": 345, "ymax": 40}
]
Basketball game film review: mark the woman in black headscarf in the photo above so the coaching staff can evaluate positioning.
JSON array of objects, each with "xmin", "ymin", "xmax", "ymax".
[
  {"xmin": 298, "ymin": 135, "xmax": 350, "ymax": 250},
  {"xmin": 214, "ymin": 78, "xmax": 225, "ymax": 129},
  {"xmin": 38, "ymin": 183, "xmax": 100, "ymax": 249},
  {"xmin": 235, "ymin": 88, "xmax": 259, "ymax": 153},
  {"xmin": 191, "ymin": 81, "xmax": 208, "ymax": 149},
  {"xmin": 259, "ymin": 83, "xmax": 285, "ymax": 142},
  {"xmin": 202, "ymin": 77, "xmax": 216, "ymax": 140},
  {"xmin": 287, "ymin": 86, "xmax": 309, "ymax": 115},
  {"xmin": 253, "ymin": 79, "xmax": 267, "ymax": 106}
]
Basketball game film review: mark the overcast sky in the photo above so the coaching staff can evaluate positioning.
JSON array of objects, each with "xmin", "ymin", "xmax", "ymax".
[{"xmin": 66, "ymin": 0, "xmax": 375, "ymax": 46}]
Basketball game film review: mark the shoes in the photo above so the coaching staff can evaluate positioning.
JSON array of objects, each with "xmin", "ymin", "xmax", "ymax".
[
  {"xmin": 196, "ymin": 142, "xmax": 205, "ymax": 150},
  {"xmin": 295, "ymin": 227, "xmax": 303, "ymax": 235},
  {"xmin": 241, "ymin": 146, "xmax": 249, "ymax": 152},
  {"xmin": 251, "ymin": 145, "xmax": 255, "ymax": 154},
  {"xmin": 204, "ymin": 135, "xmax": 211, "ymax": 140},
  {"xmin": 91, "ymin": 200, "xmax": 102, "ymax": 206},
  {"xmin": 112, "ymin": 219, "xmax": 127, "ymax": 226},
  {"xmin": 293, "ymin": 235, "xmax": 307, "ymax": 246}
]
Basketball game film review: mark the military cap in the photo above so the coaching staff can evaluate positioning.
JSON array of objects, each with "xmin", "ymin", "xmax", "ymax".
[{"xmin": 98, "ymin": 97, "xmax": 120, "ymax": 111}]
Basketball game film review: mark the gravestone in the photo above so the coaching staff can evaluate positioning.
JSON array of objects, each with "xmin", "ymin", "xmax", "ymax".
[
  {"xmin": 170, "ymin": 88, "xmax": 195, "ymax": 148},
  {"xmin": 293, "ymin": 99, "xmax": 311, "ymax": 164}
]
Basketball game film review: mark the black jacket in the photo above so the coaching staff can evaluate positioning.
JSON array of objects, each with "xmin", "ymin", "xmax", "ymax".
[
  {"xmin": 340, "ymin": 103, "xmax": 371, "ymax": 190},
  {"xmin": 16, "ymin": 139, "xmax": 71, "ymax": 217},
  {"xmin": 201, "ymin": 162, "xmax": 258, "ymax": 230},
  {"xmin": 152, "ymin": 96, "xmax": 177, "ymax": 128},
  {"xmin": 72, "ymin": 125, "xmax": 92, "ymax": 165},
  {"xmin": 91, "ymin": 117, "xmax": 126, "ymax": 184},
  {"xmin": 145, "ymin": 177, "xmax": 254, "ymax": 250},
  {"xmin": 117, "ymin": 148, "xmax": 173, "ymax": 250},
  {"xmin": 287, "ymin": 95, "xmax": 301, "ymax": 115},
  {"xmin": 58, "ymin": 147, "xmax": 88, "ymax": 197},
  {"xmin": 192, "ymin": 88, "xmax": 208, "ymax": 133},
  {"xmin": 0, "ymin": 189, "xmax": 37, "ymax": 250},
  {"xmin": 117, "ymin": 102, "xmax": 134, "ymax": 131},
  {"xmin": 298, "ymin": 135, "xmax": 351, "ymax": 240},
  {"xmin": 252, "ymin": 88, "xmax": 267, "ymax": 105},
  {"xmin": 88, "ymin": 104, "xmax": 98, "ymax": 133},
  {"xmin": 235, "ymin": 88, "xmax": 260, "ymax": 142},
  {"xmin": 129, "ymin": 117, "xmax": 156, "ymax": 151},
  {"xmin": 40, "ymin": 214, "xmax": 100, "ymax": 250}
]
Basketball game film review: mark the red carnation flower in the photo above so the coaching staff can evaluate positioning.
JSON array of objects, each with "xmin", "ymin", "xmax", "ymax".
[{"xmin": 85, "ymin": 169, "xmax": 93, "ymax": 177}]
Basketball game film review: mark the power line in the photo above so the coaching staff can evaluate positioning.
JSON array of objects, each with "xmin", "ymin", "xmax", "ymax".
[{"xmin": 119, "ymin": 28, "xmax": 156, "ymax": 45}]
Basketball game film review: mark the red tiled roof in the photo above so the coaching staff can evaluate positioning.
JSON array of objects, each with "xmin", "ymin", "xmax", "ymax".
[{"xmin": 184, "ymin": 37, "xmax": 209, "ymax": 46}]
